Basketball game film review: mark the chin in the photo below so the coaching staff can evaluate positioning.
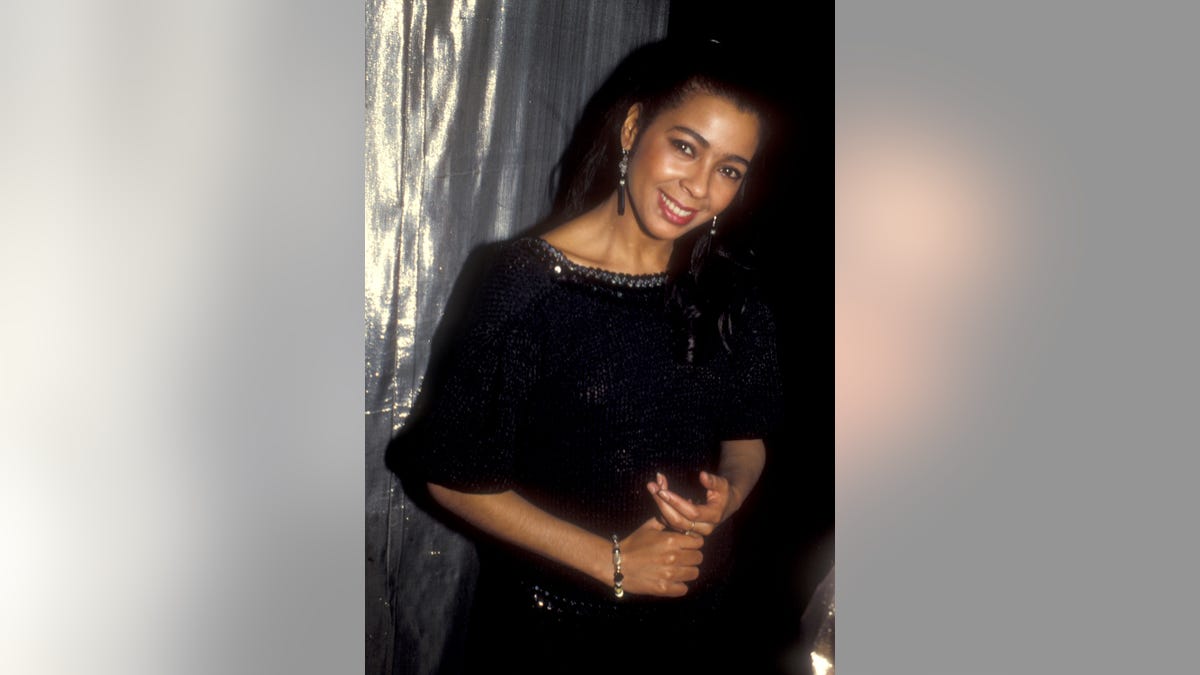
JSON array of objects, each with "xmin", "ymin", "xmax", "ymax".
[
  {"xmin": 643, "ymin": 221, "xmax": 703, "ymax": 244},
  {"xmin": 650, "ymin": 223, "xmax": 694, "ymax": 242}
]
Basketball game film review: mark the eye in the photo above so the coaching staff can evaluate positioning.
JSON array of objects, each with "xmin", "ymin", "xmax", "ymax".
[
  {"xmin": 671, "ymin": 139, "xmax": 695, "ymax": 157},
  {"xmin": 718, "ymin": 166, "xmax": 744, "ymax": 181}
]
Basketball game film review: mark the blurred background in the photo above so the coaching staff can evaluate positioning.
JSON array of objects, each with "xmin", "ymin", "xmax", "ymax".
[{"xmin": 7, "ymin": 1, "xmax": 1200, "ymax": 674}]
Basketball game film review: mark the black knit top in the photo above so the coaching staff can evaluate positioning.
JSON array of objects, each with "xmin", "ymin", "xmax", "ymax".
[{"xmin": 414, "ymin": 236, "xmax": 783, "ymax": 614}]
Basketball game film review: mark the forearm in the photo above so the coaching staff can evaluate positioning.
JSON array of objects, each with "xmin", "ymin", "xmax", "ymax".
[
  {"xmin": 717, "ymin": 438, "xmax": 766, "ymax": 514},
  {"xmin": 427, "ymin": 483, "xmax": 612, "ymax": 585}
]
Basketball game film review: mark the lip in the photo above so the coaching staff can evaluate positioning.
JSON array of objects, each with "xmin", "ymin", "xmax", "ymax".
[{"xmin": 657, "ymin": 191, "xmax": 698, "ymax": 226}]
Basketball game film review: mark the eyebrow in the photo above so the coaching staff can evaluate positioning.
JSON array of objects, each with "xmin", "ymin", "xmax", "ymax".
[{"xmin": 669, "ymin": 125, "xmax": 752, "ymax": 166}]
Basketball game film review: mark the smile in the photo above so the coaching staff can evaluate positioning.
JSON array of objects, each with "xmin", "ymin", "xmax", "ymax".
[{"xmin": 657, "ymin": 191, "xmax": 697, "ymax": 226}]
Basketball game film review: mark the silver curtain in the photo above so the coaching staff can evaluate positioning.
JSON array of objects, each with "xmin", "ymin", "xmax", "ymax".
[{"xmin": 364, "ymin": 2, "xmax": 669, "ymax": 673}]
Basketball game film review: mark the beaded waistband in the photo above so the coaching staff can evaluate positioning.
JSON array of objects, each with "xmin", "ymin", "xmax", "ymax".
[{"xmin": 511, "ymin": 577, "xmax": 716, "ymax": 624}]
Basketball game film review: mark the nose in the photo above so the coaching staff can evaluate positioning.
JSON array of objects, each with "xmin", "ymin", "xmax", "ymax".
[{"xmin": 679, "ymin": 167, "xmax": 710, "ymax": 200}]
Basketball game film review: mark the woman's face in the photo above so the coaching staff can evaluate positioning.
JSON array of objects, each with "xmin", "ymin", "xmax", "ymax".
[{"xmin": 622, "ymin": 91, "xmax": 761, "ymax": 241}]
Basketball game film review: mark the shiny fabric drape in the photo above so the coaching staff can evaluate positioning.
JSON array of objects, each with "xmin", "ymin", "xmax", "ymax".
[{"xmin": 365, "ymin": 2, "xmax": 669, "ymax": 673}]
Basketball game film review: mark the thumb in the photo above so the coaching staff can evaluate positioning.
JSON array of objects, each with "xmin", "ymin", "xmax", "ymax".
[
  {"xmin": 643, "ymin": 516, "xmax": 666, "ymax": 531},
  {"xmin": 700, "ymin": 471, "xmax": 726, "ymax": 502}
]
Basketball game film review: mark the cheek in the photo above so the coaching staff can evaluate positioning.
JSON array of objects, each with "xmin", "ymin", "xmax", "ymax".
[
  {"xmin": 694, "ymin": 176, "xmax": 740, "ymax": 217},
  {"xmin": 711, "ymin": 180, "xmax": 742, "ymax": 210},
  {"xmin": 633, "ymin": 144, "xmax": 681, "ymax": 181}
]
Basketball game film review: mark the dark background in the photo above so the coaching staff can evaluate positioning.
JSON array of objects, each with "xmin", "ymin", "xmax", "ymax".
[{"xmin": 669, "ymin": 3, "xmax": 832, "ymax": 671}]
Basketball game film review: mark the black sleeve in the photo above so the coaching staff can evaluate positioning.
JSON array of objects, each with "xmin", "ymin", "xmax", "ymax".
[
  {"xmin": 408, "ymin": 247, "xmax": 546, "ymax": 493},
  {"xmin": 718, "ymin": 295, "xmax": 785, "ymax": 441}
]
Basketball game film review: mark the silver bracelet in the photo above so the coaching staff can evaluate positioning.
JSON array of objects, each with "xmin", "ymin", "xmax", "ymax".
[{"xmin": 611, "ymin": 534, "xmax": 624, "ymax": 598}]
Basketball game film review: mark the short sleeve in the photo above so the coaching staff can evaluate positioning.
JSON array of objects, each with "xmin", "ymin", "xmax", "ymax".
[
  {"xmin": 407, "ymin": 247, "xmax": 546, "ymax": 493},
  {"xmin": 718, "ymin": 295, "xmax": 785, "ymax": 441}
]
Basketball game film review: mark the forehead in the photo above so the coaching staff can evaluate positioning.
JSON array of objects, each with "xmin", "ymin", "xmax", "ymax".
[{"xmin": 649, "ymin": 91, "xmax": 761, "ymax": 157}]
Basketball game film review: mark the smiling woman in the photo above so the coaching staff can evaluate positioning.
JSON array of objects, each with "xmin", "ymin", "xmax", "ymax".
[
  {"xmin": 620, "ymin": 95, "xmax": 760, "ymax": 240},
  {"xmin": 394, "ymin": 37, "xmax": 784, "ymax": 673}
]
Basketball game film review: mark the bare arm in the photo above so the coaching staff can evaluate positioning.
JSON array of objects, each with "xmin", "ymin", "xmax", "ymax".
[
  {"xmin": 713, "ymin": 438, "xmax": 767, "ymax": 517},
  {"xmin": 428, "ymin": 483, "xmax": 705, "ymax": 597}
]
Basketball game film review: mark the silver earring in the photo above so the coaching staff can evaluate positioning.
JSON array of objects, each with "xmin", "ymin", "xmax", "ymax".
[
  {"xmin": 617, "ymin": 148, "xmax": 629, "ymax": 216},
  {"xmin": 710, "ymin": 215, "xmax": 717, "ymax": 236}
]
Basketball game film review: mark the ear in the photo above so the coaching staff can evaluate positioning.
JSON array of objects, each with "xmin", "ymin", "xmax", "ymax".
[{"xmin": 620, "ymin": 103, "xmax": 642, "ymax": 150}]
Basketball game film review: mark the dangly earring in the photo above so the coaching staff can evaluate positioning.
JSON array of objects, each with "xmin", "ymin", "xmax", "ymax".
[
  {"xmin": 710, "ymin": 215, "xmax": 718, "ymax": 236},
  {"xmin": 617, "ymin": 148, "xmax": 629, "ymax": 216}
]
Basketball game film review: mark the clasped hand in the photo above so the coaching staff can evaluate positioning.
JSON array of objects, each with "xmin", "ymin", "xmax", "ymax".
[{"xmin": 615, "ymin": 470, "xmax": 738, "ymax": 598}]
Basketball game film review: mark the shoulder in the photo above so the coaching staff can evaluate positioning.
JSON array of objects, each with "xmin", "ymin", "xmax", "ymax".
[
  {"xmin": 475, "ymin": 237, "xmax": 556, "ymax": 299},
  {"xmin": 732, "ymin": 288, "xmax": 778, "ymax": 336},
  {"xmin": 487, "ymin": 236, "xmax": 557, "ymax": 280},
  {"xmin": 454, "ymin": 237, "xmax": 558, "ymax": 332},
  {"xmin": 715, "ymin": 287, "xmax": 779, "ymax": 365}
]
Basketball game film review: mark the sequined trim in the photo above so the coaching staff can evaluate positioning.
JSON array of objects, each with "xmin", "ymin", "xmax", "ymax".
[
  {"xmin": 525, "ymin": 237, "xmax": 669, "ymax": 289},
  {"xmin": 528, "ymin": 582, "xmax": 618, "ymax": 618},
  {"xmin": 522, "ymin": 581, "xmax": 674, "ymax": 623},
  {"xmin": 516, "ymin": 578, "xmax": 715, "ymax": 624}
]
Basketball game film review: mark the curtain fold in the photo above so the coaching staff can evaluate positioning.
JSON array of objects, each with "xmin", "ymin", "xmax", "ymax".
[{"xmin": 365, "ymin": 2, "xmax": 669, "ymax": 672}]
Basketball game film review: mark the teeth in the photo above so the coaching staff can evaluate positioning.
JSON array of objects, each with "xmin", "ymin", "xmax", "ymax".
[{"xmin": 662, "ymin": 193, "xmax": 694, "ymax": 218}]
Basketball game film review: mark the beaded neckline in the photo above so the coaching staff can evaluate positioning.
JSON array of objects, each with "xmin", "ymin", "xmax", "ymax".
[{"xmin": 526, "ymin": 237, "xmax": 669, "ymax": 289}]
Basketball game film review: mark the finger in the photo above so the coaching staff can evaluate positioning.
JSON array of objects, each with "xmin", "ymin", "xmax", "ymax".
[
  {"xmin": 661, "ymin": 581, "xmax": 689, "ymax": 598},
  {"xmin": 700, "ymin": 470, "xmax": 728, "ymax": 496},
  {"xmin": 690, "ymin": 504, "xmax": 724, "ymax": 525},
  {"xmin": 652, "ymin": 492, "xmax": 695, "ymax": 532},
  {"xmin": 656, "ymin": 489, "xmax": 703, "ymax": 520},
  {"xmin": 657, "ymin": 472, "xmax": 670, "ymax": 492},
  {"xmin": 658, "ymin": 564, "xmax": 697, "ymax": 586},
  {"xmin": 652, "ymin": 487, "xmax": 690, "ymax": 520},
  {"xmin": 677, "ymin": 549, "xmax": 704, "ymax": 566},
  {"xmin": 668, "ymin": 532, "xmax": 705, "ymax": 549},
  {"xmin": 701, "ymin": 470, "xmax": 729, "ymax": 494}
]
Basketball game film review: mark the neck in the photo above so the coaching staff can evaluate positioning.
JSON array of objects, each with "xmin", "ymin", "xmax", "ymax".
[{"xmin": 585, "ymin": 193, "xmax": 675, "ymax": 274}]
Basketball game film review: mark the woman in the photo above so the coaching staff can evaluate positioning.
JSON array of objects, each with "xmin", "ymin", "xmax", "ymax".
[{"xmin": 406, "ymin": 37, "xmax": 783, "ymax": 672}]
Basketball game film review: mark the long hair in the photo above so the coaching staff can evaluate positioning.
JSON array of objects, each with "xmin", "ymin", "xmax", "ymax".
[{"xmin": 539, "ymin": 37, "xmax": 777, "ymax": 364}]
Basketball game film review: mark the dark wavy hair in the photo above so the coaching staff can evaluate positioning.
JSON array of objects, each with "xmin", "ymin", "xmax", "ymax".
[{"xmin": 534, "ymin": 37, "xmax": 777, "ymax": 364}]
